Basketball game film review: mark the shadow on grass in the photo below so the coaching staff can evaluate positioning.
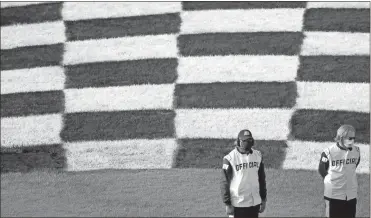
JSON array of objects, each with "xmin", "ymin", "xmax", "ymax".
[
  {"xmin": 0, "ymin": 144, "xmax": 66, "ymax": 173},
  {"xmin": 173, "ymin": 139, "xmax": 288, "ymax": 169}
]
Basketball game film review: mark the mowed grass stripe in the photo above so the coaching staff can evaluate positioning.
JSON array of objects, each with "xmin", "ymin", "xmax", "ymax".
[
  {"xmin": 178, "ymin": 56, "xmax": 299, "ymax": 83},
  {"xmin": 1, "ymin": 144, "xmax": 66, "ymax": 173},
  {"xmin": 65, "ymin": 84, "xmax": 175, "ymax": 113},
  {"xmin": 304, "ymin": 8, "xmax": 370, "ymax": 32},
  {"xmin": 301, "ymin": 32, "xmax": 369, "ymax": 55},
  {"xmin": 64, "ymin": 35, "xmax": 177, "ymax": 65},
  {"xmin": 0, "ymin": 44, "xmax": 63, "ymax": 71},
  {"xmin": 64, "ymin": 139, "xmax": 178, "ymax": 171},
  {"xmin": 297, "ymin": 56, "xmax": 370, "ymax": 83},
  {"xmin": 62, "ymin": 2, "xmax": 181, "ymax": 21},
  {"xmin": 61, "ymin": 110, "xmax": 175, "ymax": 142},
  {"xmin": 283, "ymin": 141, "xmax": 369, "ymax": 174},
  {"xmin": 178, "ymin": 32, "xmax": 303, "ymax": 56},
  {"xmin": 296, "ymin": 82, "xmax": 369, "ymax": 112},
  {"xmin": 1, "ymin": 3, "xmax": 62, "ymax": 26},
  {"xmin": 65, "ymin": 59, "xmax": 177, "ymax": 88},
  {"xmin": 1, "ymin": 66, "xmax": 65, "ymax": 94},
  {"xmin": 182, "ymin": 2, "xmax": 306, "ymax": 10},
  {"xmin": 175, "ymin": 109, "xmax": 294, "ymax": 140},
  {"xmin": 174, "ymin": 139, "xmax": 287, "ymax": 169},
  {"xmin": 181, "ymin": 9, "xmax": 305, "ymax": 33},
  {"xmin": 290, "ymin": 109, "xmax": 370, "ymax": 144},
  {"xmin": 175, "ymin": 82, "xmax": 296, "ymax": 108},
  {"xmin": 1, "ymin": 114, "xmax": 63, "ymax": 147},
  {"xmin": 1, "ymin": 91, "xmax": 64, "ymax": 117},
  {"xmin": 307, "ymin": 2, "xmax": 370, "ymax": 8},
  {"xmin": 66, "ymin": 13, "xmax": 180, "ymax": 41},
  {"xmin": 1, "ymin": 21, "xmax": 65, "ymax": 49}
]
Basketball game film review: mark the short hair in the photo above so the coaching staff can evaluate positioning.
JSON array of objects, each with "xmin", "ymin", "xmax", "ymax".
[{"xmin": 334, "ymin": 124, "xmax": 356, "ymax": 142}]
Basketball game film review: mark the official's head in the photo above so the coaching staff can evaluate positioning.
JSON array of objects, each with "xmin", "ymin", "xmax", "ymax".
[
  {"xmin": 335, "ymin": 124, "xmax": 356, "ymax": 149},
  {"xmin": 237, "ymin": 129, "xmax": 254, "ymax": 153}
]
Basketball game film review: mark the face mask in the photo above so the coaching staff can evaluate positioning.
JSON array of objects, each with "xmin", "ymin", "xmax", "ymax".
[
  {"xmin": 239, "ymin": 139, "xmax": 254, "ymax": 152},
  {"xmin": 343, "ymin": 138, "xmax": 355, "ymax": 148}
]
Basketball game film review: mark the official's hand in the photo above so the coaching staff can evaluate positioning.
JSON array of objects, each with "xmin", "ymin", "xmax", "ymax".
[
  {"xmin": 259, "ymin": 200, "xmax": 266, "ymax": 213},
  {"xmin": 226, "ymin": 205, "xmax": 234, "ymax": 216}
]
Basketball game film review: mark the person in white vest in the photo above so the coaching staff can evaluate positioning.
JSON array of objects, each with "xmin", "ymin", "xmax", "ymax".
[
  {"xmin": 221, "ymin": 129, "xmax": 267, "ymax": 218},
  {"xmin": 318, "ymin": 124, "xmax": 361, "ymax": 218}
]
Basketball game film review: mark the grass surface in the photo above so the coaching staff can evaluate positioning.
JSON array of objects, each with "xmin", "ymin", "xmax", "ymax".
[
  {"xmin": 175, "ymin": 108, "xmax": 293, "ymax": 140},
  {"xmin": 304, "ymin": 8, "xmax": 370, "ymax": 32},
  {"xmin": 62, "ymin": 2, "xmax": 181, "ymax": 21},
  {"xmin": 1, "ymin": 114, "xmax": 63, "ymax": 147},
  {"xmin": 297, "ymin": 56, "xmax": 370, "ymax": 83},
  {"xmin": 182, "ymin": 2, "xmax": 306, "ymax": 10},
  {"xmin": 1, "ymin": 169, "xmax": 369, "ymax": 217},
  {"xmin": 61, "ymin": 110, "xmax": 175, "ymax": 141},
  {"xmin": 296, "ymin": 82, "xmax": 369, "ymax": 112},
  {"xmin": 64, "ymin": 84, "xmax": 174, "ymax": 112},
  {"xmin": 0, "ymin": 43, "xmax": 63, "ymax": 71},
  {"xmin": 175, "ymin": 82, "xmax": 297, "ymax": 108},
  {"xmin": 178, "ymin": 32, "xmax": 304, "ymax": 56},
  {"xmin": 1, "ymin": 66, "xmax": 65, "ymax": 94},
  {"xmin": 0, "ymin": 3, "xmax": 62, "ymax": 26},
  {"xmin": 1, "ymin": 91, "xmax": 64, "ymax": 117},
  {"xmin": 290, "ymin": 109, "xmax": 370, "ymax": 143},
  {"xmin": 301, "ymin": 32, "xmax": 369, "ymax": 55},
  {"xmin": 175, "ymin": 139, "xmax": 287, "ymax": 169},
  {"xmin": 65, "ymin": 58, "xmax": 177, "ymax": 88},
  {"xmin": 64, "ymin": 139, "xmax": 177, "ymax": 171},
  {"xmin": 180, "ymin": 9, "xmax": 304, "ymax": 33},
  {"xmin": 177, "ymin": 56, "xmax": 299, "ymax": 83},
  {"xmin": 1, "ymin": 21, "xmax": 66, "ymax": 50},
  {"xmin": 1, "ymin": 144, "xmax": 65, "ymax": 173},
  {"xmin": 63, "ymin": 35, "xmax": 177, "ymax": 65},
  {"xmin": 66, "ymin": 13, "xmax": 180, "ymax": 41}
]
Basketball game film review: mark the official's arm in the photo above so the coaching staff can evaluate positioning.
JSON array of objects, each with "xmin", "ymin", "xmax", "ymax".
[
  {"xmin": 221, "ymin": 158, "xmax": 233, "ymax": 205},
  {"xmin": 318, "ymin": 152, "xmax": 329, "ymax": 179},
  {"xmin": 258, "ymin": 158, "xmax": 267, "ymax": 202}
]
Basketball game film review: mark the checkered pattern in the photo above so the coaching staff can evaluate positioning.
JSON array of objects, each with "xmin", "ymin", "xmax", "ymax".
[{"xmin": 1, "ymin": 2, "xmax": 369, "ymax": 172}]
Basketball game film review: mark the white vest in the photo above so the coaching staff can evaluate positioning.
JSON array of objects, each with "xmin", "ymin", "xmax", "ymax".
[
  {"xmin": 224, "ymin": 148, "xmax": 262, "ymax": 207},
  {"xmin": 323, "ymin": 144, "xmax": 360, "ymax": 200}
]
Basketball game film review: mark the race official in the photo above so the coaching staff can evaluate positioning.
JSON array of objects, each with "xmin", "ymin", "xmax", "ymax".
[
  {"xmin": 318, "ymin": 124, "xmax": 361, "ymax": 218},
  {"xmin": 221, "ymin": 129, "xmax": 267, "ymax": 218}
]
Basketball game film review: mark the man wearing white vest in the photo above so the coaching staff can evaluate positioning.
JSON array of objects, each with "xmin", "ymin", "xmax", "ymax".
[
  {"xmin": 221, "ymin": 129, "xmax": 267, "ymax": 218},
  {"xmin": 318, "ymin": 124, "xmax": 361, "ymax": 218}
]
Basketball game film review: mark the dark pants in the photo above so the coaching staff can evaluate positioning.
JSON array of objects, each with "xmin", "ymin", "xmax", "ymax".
[
  {"xmin": 325, "ymin": 198, "xmax": 357, "ymax": 218},
  {"xmin": 234, "ymin": 204, "xmax": 260, "ymax": 218}
]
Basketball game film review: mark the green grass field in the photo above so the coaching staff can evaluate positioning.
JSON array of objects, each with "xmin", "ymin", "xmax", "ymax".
[{"xmin": 1, "ymin": 169, "xmax": 369, "ymax": 217}]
